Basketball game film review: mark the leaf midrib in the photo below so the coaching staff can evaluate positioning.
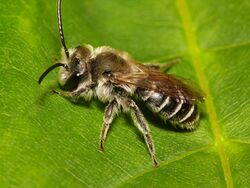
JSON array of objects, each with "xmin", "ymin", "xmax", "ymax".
[{"xmin": 176, "ymin": 0, "xmax": 233, "ymax": 188}]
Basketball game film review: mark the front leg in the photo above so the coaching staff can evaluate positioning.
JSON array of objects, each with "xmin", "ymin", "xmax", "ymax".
[
  {"xmin": 126, "ymin": 99, "xmax": 159, "ymax": 167},
  {"xmin": 99, "ymin": 100, "xmax": 118, "ymax": 151},
  {"xmin": 52, "ymin": 86, "xmax": 92, "ymax": 101}
]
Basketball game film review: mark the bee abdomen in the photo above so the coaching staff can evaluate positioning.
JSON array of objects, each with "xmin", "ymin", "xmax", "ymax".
[{"xmin": 136, "ymin": 88, "xmax": 199, "ymax": 130}]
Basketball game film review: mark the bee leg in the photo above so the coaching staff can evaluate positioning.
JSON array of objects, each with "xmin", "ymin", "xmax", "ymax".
[
  {"xmin": 51, "ymin": 88, "xmax": 88, "ymax": 101},
  {"xmin": 144, "ymin": 58, "xmax": 181, "ymax": 72},
  {"xmin": 99, "ymin": 100, "xmax": 118, "ymax": 151},
  {"xmin": 127, "ymin": 99, "xmax": 159, "ymax": 167}
]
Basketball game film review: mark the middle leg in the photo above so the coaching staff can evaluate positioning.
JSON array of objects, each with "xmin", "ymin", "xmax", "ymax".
[{"xmin": 99, "ymin": 100, "xmax": 118, "ymax": 151}]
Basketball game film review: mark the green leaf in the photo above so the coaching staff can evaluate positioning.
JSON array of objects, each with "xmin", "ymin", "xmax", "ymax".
[{"xmin": 1, "ymin": 0, "xmax": 250, "ymax": 187}]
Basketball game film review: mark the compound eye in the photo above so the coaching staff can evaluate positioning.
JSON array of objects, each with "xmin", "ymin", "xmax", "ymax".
[{"xmin": 73, "ymin": 58, "xmax": 80, "ymax": 65}]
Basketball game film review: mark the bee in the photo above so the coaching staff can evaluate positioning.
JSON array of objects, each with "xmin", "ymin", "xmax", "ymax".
[{"xmin": 39, "ymin": 0, "xmax": 205, "ymax": 167}]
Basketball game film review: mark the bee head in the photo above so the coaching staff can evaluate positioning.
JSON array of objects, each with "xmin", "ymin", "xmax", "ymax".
[
  {"xmin": 58, "ymin": 45, "xmax": 93, "ymax": 91},
  {"xmin": 38, "ymin": 0, "xmax": 93, "ymax": 91}
]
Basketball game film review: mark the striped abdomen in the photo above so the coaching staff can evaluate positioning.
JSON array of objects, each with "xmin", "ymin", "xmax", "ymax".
[{"xmin": 136, "ymin": 88, "xmax": 199, "ymax": 130}]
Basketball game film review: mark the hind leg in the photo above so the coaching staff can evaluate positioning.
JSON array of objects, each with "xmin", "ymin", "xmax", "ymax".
[
  {"xmin": 144, "ymin": 58, "xmax": 181, "ymax": 72},
  {"xmin": 125, "ymin": 99, "xmax": 159, "ymax": 167}
]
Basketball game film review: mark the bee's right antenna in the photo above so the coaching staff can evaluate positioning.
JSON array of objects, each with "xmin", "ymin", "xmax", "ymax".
[{"xmin": 57, "ymin": 0, "xmax": 69, "ymax": 59}]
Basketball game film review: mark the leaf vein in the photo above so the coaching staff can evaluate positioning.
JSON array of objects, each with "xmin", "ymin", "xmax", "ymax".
[
  {"xmin": 229, "ymin": 139, "xmax": 250, "ymax": 145},
  {"xmin": 175, "ymin": 0, "xmax": 233, "ymax": 187},
  {"xmin": 64, "ymin": 168, "xmax": 92, "ymax": 188},
  {"xmin": 205, "ymin": 40, "xmax": 250, "ymax": 52},
  {"xmin": 115, "ymin": 145, "xmax": 211, "ymax": 188}
]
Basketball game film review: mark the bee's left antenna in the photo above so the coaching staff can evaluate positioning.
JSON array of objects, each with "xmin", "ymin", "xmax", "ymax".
[
  {"xmin": 38, "ymin": 63, "xmax": 68, "ymax": 84},
  {"xmin": 57, "ymin": 0, "xmax": 69, "ymax": 58}
]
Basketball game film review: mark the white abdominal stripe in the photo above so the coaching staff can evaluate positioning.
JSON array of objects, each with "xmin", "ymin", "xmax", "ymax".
[{"xmin": 136, "ymin": 88, "xmax": 199, "ymax": 127}]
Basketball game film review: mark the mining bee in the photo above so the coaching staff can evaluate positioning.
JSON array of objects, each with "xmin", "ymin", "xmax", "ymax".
[{"xmin": 39, "ymin": 0, "xmax": 205, "ymax": 167}]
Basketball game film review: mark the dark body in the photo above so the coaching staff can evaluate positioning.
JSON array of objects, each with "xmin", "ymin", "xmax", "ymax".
[{"xmin": 59, "ymin": 46, "xmax": 202, "ymax": 130}]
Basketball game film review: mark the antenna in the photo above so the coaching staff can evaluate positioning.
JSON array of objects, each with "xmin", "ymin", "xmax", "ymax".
[
  {"xmin": 57, "ymin": 0, "xmax": 69, "ymax": 58},
  {"xmin": 38, "ymin": 63, "xmax": 68, "ymax": 84}
]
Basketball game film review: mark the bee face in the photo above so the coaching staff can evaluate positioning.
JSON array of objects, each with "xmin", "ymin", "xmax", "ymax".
[{"xmin": 59, "ymin": 45, "xmax": 93, "ymax": 91}]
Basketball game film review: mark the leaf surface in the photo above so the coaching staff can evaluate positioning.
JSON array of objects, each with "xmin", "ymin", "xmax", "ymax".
[{"xmin": 1, "ymin": 0, "xmax": 250, "ymax": 187}]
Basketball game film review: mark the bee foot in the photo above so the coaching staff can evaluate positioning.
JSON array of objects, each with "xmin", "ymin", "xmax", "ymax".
[{"xmin": 51, "ymin": 89, "xmax": 60, "ymax": 95}]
